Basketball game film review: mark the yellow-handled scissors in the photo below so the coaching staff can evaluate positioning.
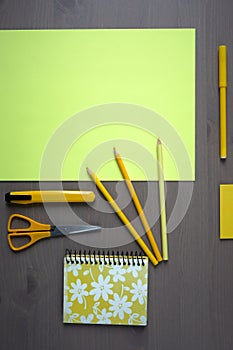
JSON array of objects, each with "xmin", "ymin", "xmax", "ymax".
[{"xmin": 8, "ymin": 214, "xmax": 101, "ymax": 252}]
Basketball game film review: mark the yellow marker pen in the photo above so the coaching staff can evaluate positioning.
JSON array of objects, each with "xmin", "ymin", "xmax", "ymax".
[{"xmin": 219, "ymin": 45, "xmax": 227, "ymax": 159}]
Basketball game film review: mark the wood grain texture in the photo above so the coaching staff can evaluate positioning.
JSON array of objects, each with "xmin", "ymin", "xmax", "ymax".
[{"xmin": 1, "ymin": 0, "xmax": 233, "ymax": 349}]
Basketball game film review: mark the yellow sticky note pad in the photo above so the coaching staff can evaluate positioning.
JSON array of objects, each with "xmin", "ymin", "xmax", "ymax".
[{"xmin": 220, "ymin": 184, "xmax": 233, "ymax": 239}]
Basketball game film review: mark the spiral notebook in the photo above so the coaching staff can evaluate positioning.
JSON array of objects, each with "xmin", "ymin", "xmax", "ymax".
[{"xmin": 63, "ymin": 250, "xmax": 149, "ymax": 326}]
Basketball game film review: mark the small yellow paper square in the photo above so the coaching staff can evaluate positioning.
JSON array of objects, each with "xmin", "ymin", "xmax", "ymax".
[{"xmin": 220, "ymin": 184, "xmax": 233, "ymax": 239}]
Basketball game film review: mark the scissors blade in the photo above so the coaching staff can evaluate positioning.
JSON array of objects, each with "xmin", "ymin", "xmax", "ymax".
[{"xmin": 51, "ymin": 225, "xmax": 101, "ymax": 237}]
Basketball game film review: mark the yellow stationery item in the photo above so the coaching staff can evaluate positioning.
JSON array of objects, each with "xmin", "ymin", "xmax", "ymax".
[
  {"xmin": 114, "ymin": 148, "xmax": 162, "ymax": 262},
  {"xmin": 87, "ymin": 167, "xmax": 158, "ymax": 266},
  {"xmin": 5, "ymin": 190, "xmax": 95, "ymax": 204},
  {"xmin": 219, "ymin": 45, "xmax": 227, "ymax": 159},
  {"xmin": 0, "ymin": 29, "xmax": 195, "ymax": 181},
  {"xmin": 63, "ymin": 250, "xmax": 149, "ymax": 326},
  {"xmin": 7, "ymin": 214, "xmax": 101, "ymax": 251},
  {"xmin": 157, "ymin": 139, "xmax": 168, "ymax": 260},
  {"xmin": 219, "ymin": 184, "xmax": 233, "ymax": 238}
]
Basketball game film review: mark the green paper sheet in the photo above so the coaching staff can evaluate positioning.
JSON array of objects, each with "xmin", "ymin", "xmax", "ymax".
[{"xmin": 0, "ymin": 29, "xmax": 195, "ymax": 181}]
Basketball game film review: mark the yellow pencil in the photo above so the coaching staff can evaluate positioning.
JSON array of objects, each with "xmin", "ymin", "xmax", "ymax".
[
  {"xmin": 114, "ymin": 148, "xmax": 162, "ymax": 262},
  {"xmin": 157, "ymin": 139, "xmax": 168, "ymax": 260},
  {"xmin": 87, "ymin": 167, "xmax": 158, "ymax": 266},
  {"xmin": 219, "ymin": 45, "xmax": 227, "ymax": 159}
]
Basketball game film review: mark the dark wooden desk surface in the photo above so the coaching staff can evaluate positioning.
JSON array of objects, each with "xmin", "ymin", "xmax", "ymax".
[{"xmin": 1, "ymin": 1, "xmax": 233, "ymax": 349}]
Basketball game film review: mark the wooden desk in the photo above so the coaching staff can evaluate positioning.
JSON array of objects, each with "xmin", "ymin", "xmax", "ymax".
[{"xmin": 1, "ymin": 1, "xmax": 233, "ymax": 349}]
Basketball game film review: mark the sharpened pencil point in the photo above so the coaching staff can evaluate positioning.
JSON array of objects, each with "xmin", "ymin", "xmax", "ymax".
[
  {"xmin": 86, "ymin": 167, "xmax": 92, "ymax": 175},
  {"xmin": 157, "ymin": 138, "xmax": 161, "ymax": 145},
  {"xmin": 113, "ymin": 147, "xmax": 119, "ymax": 156}
]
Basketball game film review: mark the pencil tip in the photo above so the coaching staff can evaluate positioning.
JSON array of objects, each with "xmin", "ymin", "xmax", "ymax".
[
  {"xmin": 113, "ymin": 147, "xmax": 119, "ymax": 156},
  {"xmin": 157, "ymin": 138, "xmax": 161, "ymax": 145}
]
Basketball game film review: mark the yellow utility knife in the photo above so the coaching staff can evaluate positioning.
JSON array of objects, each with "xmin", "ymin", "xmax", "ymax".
[{"xmin": 5, "ymin": 190, "xmax": 95, "ymax": 204}]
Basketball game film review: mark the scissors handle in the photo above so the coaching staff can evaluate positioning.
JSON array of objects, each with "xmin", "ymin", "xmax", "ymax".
[
  {"xmin": 8, "ymin": 231, "xmax": 51, "ymax": 251},
  {"xmin": 8, "ymin": 214, "xmax": 51, "ymax": 232},
  {"xmin": 7, "ymin": 214, "xmax": 52, "ymax": 251}
]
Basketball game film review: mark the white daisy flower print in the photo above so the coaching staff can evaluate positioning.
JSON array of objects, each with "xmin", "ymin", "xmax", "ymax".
[
  {"xmin": 90, "ymin": 274, "xmax": 113, "ymax": 301},
  {"xmin": 140, "ymin": 315, "xmax": 147, "ymax": 324},
  {"xmin": 96, "ymin": 308, "xmax": 112, "ymax": 324},
  {"xmin": 109, "ymin": 264, "xmax": 126, "ymax": 282},
  {"xmin": 130, "ymin": 279, "xmax": 147, "ymax": 304},
  {"xmin": 64, "ymin": 295, "xmax": 73, "ymax": 315},
  {"xmin": 126, "ymin": 263, "xmax": 142, "ymax": 278},
  {"xmin": 69, "ymin": 278, "xmax": 88, "ymax": 308},
  {"xmin": 68, "ymin": 313, "xmax": 79, "ymax": 323},
  {"xmin": 109, "ymin": 293, "xmax": 132, "ymax": 320},
  {"xmin": 64, "ymin": 269, "xmax": 69, "ymax": 291},
  {"xmin": 67, "ymin": 263, "xmax": 82, "ymax": 277},
  {"xmin": 93, "ymin": 302, "xmax": 100, "ymax": 315},
  {"xmin": 80, "ymin": 314, "xmax": 94, "ymax": 323},
  {"xmin": 128, "ymin": 313, "xmax": 140, "ymax": 325},
  {"xmin": 98, "ymin": 257, "xmax": 105, "ymax": 272}
]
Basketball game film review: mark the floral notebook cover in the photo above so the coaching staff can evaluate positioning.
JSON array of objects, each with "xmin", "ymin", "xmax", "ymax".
[{"xmin": 63, "ymin": 252, "xmax": 149, "ymax": 326}]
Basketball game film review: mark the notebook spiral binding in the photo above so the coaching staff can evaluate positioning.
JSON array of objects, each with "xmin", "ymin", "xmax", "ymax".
[{"xmin": 65, "ymin": 249, "xmax": 145, "ymax": 266}]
